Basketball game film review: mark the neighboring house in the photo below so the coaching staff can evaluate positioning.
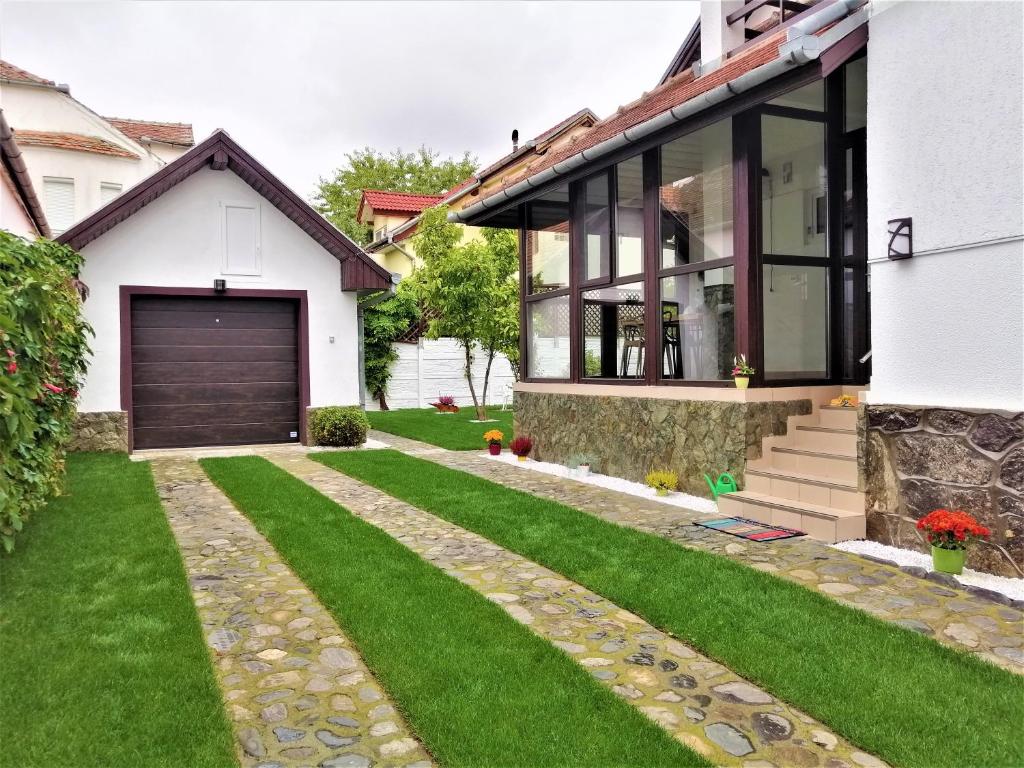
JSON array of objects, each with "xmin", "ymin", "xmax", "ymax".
[
  {"xmin": 357, "ymin": 109, "xmax": 598, "ymax": 278},
  {"xmin": 453, "ymin": 0, "xmax": 1023, "ymax": 576},
  {"xmin": 57, "ymin": 129, "xmax": 392, "ymax": 452},
  {"xmin": 0, "ymin": 109, "xmax": 49, "ymax": 238},
  {"xmin": 0, "ymin": 59, "xmax": 194, "ymax": 235}
]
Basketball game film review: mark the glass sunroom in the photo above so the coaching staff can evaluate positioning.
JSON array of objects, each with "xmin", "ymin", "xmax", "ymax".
[{"xmin": 469, "ymin": 54, "xmax": 868, "ymax": 391}]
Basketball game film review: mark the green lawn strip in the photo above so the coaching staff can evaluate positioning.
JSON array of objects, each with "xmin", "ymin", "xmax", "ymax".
[
  {"xmin": 0, "ymin": 453, "xmax": 236, "ymax": 768},
  {"xmin": 200, "ymin": 455, "xmax": 703, "ymax": 768},
  {"xmin": 315, "ymin": 449, "xmax": 1024, "ymax": 768},
  {"xmin": 368, "ymin": 407, "xmax": 513, "ymax": 450}
]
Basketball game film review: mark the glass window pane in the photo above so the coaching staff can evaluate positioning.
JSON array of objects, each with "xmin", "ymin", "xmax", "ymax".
[
  {"xmin": 763, "ymin": 264, "xmax": 829, "ymax": 379},
  {"xmin": 525, "ymin": 186, "xmax": 570, "ymax": 293},
  {"xmin": 768, "ymin": 80, "xmax": 824, "ymax": 111},
  {"xmin": 583, "ymin": 174, "xmax": 610, "ymax": 281},
  {"xmin": 527, "ymin": 295, "xmax": 570, "ymax": 379},
  {"xmin": 660, "ymin": 267, "xmax": 734, "ymax": 380},
  {"xmin": 616, "ymin": 157, "xmax": 644, "ymax": 276},
  {"xmin": 761, "ymin": 116, "xmax": 827, "ymax": 258},
  {"xmin": 660, "ymin": 118, "xmax": 733, "ymax": 270},
  {"xmin": 581, "ymin": 282, "xmax": 644, "ymax": 379},
  {"xmin": 844, "ymin": 58, "xmax": 867, "ymax": 132}
]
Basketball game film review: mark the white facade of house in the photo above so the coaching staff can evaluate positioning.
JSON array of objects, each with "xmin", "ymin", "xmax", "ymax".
[
  {"xmin": 865, "ymin": 0, "xmax": 1024, "ymax": 411},
  {"xmin": 77, "ymin": 167, "xmax": 362, "ymax": 416},
  {"xmin": 0, "ymin": 77, "xmax": 187, "ymax": 234},
  {"xmin": 0, "ymin": 168, "xmax": 38, "ymax": 238}
]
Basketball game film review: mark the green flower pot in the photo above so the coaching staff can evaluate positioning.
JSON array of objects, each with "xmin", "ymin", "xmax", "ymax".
[{"xmin": 932, "ymin": 545, "xmax": 965, "ymax": 575}]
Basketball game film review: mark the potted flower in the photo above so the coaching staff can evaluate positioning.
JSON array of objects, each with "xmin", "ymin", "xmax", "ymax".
[
  {"xmin": 568, "ymin": 452, "xmax": 598, "ymax": 477},
  {"xmin": 916, "ymin": 508, "xmax": 991, "ymax": 575},
  {"xmin": 430, "ymin": 395, "xmax": 459, "ymax": 414},
  {"xmin": 483, "ymin": 429, "xmax": 504, "ymax": 456},
  {"xmin": 510, "ymin": 436, "xmax": 532, "ymax": 461},
  {"xmin": 732, "ymin": 355, "xmax": 755, "ymax": 389},
  {"xmin": 645, "ymin": 469, "xmax": 679, "ymax": 497}
]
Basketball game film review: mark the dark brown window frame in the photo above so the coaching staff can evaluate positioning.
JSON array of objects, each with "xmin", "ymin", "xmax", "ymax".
[{"xmin": 517, "ymin": 60, "xmax": 870, "ymax": 388}]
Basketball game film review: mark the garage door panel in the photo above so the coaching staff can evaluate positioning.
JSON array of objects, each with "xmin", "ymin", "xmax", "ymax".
[
  {"xmin": 132, "ymin": 327, "xmax": 297, "ymax": 347},
  {"xmin": 133, "ymin": 421, "xmax": 300, "ymax": 450},
  {"xmin": 132, "ymin": 361, "xmax": 298, "ymax": 386},
  {"xmin": 133, "ymin": 381, "xmax": 298, "ymax": 406},
  {"xmin": 133, "ymin": 401, "xmax": 300, "ymax": 429},
  {"xmin": 133, "ymin": 296, "xmax": 296, "ymax": 314},
  {"xmin": 132, "ymin": 345, "xmax": 298, "ymax": 364},
  {"xmin": 131, "ymin": 309, "xmax": 297, "ymax": 330}
]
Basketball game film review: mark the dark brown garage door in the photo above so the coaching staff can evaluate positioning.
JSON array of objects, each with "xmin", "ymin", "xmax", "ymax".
[{"xmin": 131, "ymin": 295, "xmax": 300, "ymax": 449}]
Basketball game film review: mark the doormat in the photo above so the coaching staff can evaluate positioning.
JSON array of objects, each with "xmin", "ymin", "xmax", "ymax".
[{"xmin": 694, "ymin": 516, "xmax": 805, "ymax": 542}]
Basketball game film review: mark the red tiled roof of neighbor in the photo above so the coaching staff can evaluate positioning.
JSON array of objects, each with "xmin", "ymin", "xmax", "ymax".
[
  {"xmin": 359, "ymin": 189, "xmax": 445, "ymax": 221},
  {"xmin": 476, "ymin": 32, "xmax": 786, "ymax": 205},
  {"xmin": 445, "ymin": 176, "xmax": 477, "ymax": 197},
  {"xmin": 0, "ymin": 59, "xmax": 54, "ymax": 86},
  {"xmin": 105, "ymin": 117, "xmax": 195, "ymax": 147},
  {"xmin": 13, "ymin": 130, "xmax": 138, "ymax": 159}
]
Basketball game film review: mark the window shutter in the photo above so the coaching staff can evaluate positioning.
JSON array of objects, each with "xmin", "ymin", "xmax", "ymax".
[
  {"xmin": 100, "ymin": 182, "xmax": 122, "ymax": 205},
  {"xmin": 222, "ymin": 203, "xmax": 261, "ymax": 275},
  {"xmin": 43, "ymin": 177, "xmax": 75, "ymax": 234}
]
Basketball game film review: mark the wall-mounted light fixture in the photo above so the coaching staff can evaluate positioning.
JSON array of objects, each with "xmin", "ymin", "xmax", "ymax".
[
  {"xmin": 213, "ymin": 279, "xmax": 227, "ymax": 292},
  {"xmin": 887, "ymin": 217, "xmax": 913, "ymax": 260}
]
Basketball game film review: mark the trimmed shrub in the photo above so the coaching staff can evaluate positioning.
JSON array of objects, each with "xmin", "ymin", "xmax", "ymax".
[
  {"xmin": 309, "ymin": 406, "xmax": 369, "ymax": 447},
  {"xmin": 0, "ymin": 232, "xmax": 92, "ymax": 552}
]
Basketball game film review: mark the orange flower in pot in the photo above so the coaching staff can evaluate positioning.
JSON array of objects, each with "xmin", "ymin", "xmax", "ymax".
[
  {"xmin": 916, "ymin": 509, "xmax": 990, "ymax": 575},
  {"xmin": 483, "ymin": 429, "xmax": 504, "ymax": 456}
]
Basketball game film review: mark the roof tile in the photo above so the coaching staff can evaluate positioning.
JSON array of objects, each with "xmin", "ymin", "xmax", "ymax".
[
  {"xmin": 12, "ymin": 130, "xmax": 138, "ymax": 159},
  {"xmin": 0, "ymin": 59, "xmax": 54, "ymax": 86},
  {"xmin": 361, "ymin": 189, "xmax": 445, "ymax": 215},
  {"xmin": 105, "ymin": 117, "xmax": 194, "ymax": 147}
]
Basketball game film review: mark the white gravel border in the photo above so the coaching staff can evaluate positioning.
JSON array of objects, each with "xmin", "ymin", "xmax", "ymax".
[
  {"xmin": 833, "ymin": 539, "xmax": 1024, "ymax": 602},
  {"xmin": 484, "ymin": 452, "xmax": 719, "ymax": 515}
]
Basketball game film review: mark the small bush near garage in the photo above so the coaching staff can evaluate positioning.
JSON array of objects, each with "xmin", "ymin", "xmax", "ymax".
[
  {"xmin": 309, "ymin": 406, "xmax": 369, "ymax": 447},
  {"xmin": 0, "ymin": 232, "xmax": 91, "ymax": 552}
]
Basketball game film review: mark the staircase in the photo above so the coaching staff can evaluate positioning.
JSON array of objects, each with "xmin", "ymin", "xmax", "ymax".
[{"xmin": 718, "ymin": 403, "xmax": 866, "ymax": 543}]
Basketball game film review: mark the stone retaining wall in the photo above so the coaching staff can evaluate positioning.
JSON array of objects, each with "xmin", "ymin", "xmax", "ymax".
[
  {"xmin": 68, "ymin": 410, "xmax": 129, "ymax": 453},
  {"xmin": 514, "ymin": 391, "xmax": 811, "ymax": 496},
  {"xmin": 860, "ymin": 404, "xmax": 1024, "ymax": 577}
]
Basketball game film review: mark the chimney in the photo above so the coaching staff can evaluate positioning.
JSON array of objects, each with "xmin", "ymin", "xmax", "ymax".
[
  {"xmin": 700, "ymin": 0, "xmax": 746, "ymax": 68},
  {"xmin": 511, "ymin": 129, "xmax": 519, "ymax": 152}
]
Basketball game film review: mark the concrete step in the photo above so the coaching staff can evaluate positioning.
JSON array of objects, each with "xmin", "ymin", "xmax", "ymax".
[
  {"xmin": 717, "ymin": 490, "xmax": 866, "ymax": 544},
  {"xmin": 769, "ymin": 446, "xmax": 858, "ymax": 484},
  {"xmin": 817, "ymin": 405, "xmax": 858, "ymax": 430},
  {"xmin": 745, "ymin": 467, "xmax": 864, "ymax": 512},
  {"xmin": 793, "ymin": 425, "xmax": 857, "ymax": 455}
]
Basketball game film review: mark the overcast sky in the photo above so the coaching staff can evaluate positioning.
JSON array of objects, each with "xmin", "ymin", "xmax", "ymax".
[{"xmin": 0, "ymin": 1, "xmax": 698, "ymax": 198}]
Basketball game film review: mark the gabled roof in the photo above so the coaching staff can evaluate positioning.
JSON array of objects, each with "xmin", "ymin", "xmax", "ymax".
[
  {"xmin": 0, "ymin": 109, "xmax": 49, "ymax": 237},
  {"xmin": 475, "ymin": 107, "xmax": 598, "ymax": 181},
  {"xmin": 0, "ymin": 59, "xmax": 54, "ymax": 86},
  {"xmin": 58, "ymin": 130, "xmax": 392, "ymax": 292},
  {"xmin": 13, "ymin": 130, "xmax": 138, "ymax": 159},
  {"xmin": 105, "ymin": 117, "xmax": 195, "ymax": 147},
  {"xmin": 357, "ymin": 189, "xmax": 444, "ymax": 222}
]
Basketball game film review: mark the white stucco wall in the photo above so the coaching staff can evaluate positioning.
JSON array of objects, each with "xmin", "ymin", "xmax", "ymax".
[
  {"xmin": 0, "ymin": 171, "xmax": 38, "ymax": 238},
  {"xmin": 77, "ymin": 167, "xmax": 360, "ymax": 413},
  {"xmin": 0, "ymin": 83, "xmax": 166, "ymax": 230},
  {"xmin": 866, "ymin": 0, "xmax": 1024, "ymax": 410},
  {"xmin": 367, "ymin": 338, "xmax": 515, "ymax": 410}
]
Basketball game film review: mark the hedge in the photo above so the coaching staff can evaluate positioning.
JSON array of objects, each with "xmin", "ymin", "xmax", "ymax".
[
  {"xmin": 0, "ymin": 232, "xmax": 91, "ymax": 552},
  {"xmin": 308, "ymin": 406, "xmax": 369, "ymax": 447}
]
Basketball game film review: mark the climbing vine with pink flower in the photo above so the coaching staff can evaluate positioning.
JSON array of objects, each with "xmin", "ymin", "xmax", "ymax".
[{"xmin": 0, "ymin": 232, "xmax": 92, "ymax": 552}]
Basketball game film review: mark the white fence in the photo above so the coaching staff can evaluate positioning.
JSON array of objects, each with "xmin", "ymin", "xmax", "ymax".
[{"xmin": 366, "ymin": 338, "xmax": 516, "ymax": 411}]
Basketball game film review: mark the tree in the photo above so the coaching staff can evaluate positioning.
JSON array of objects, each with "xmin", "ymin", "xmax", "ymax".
[
  {"xmin": 415, "ymin": 207, "xmax": 520, "ymax": 421},
  {"xmin": 361, "ymin": 279, "xmax": 420, "ymax": 410},
  {"xmin": 314, "ymin": 146, "xmax": 477, "ymax": 244}
]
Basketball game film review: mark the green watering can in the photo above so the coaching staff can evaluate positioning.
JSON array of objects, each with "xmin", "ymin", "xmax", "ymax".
[{"xmin": 704, "ymin": 472, "xmax": 738, "ymax": 500}]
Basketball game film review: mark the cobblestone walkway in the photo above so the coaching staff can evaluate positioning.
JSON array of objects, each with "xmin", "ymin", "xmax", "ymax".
[
  {"xmin": 370, "ymin": 432, "xmax": 1024, "ymax": 674},
  {"xmin": 152, "ymin": 459, "xmax": 431, "ymax": 768},
  {"xmin": 271, "ymin": 451, "xmax": 884, "ymax": 768}
]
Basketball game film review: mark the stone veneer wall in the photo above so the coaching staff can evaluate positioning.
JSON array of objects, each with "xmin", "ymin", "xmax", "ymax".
[
  {"xmin": 514, "ymin": 391, "xmax": 811, "ymax": 497},
  {"xmin": 860, "ymin": 405, "xmax": 1023, "ymax": 577},
  {"xmin": 67, "ymin": 411, "xmax": 129, "ymax": 453}
]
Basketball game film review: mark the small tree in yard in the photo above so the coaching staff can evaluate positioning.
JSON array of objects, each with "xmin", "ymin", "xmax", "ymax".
[
  {"xmin": 361, "ymin": 279, "xmax": 420, "ymax": 410},
  {"xmin": 417, "ymin": 206, "xmax": 522, "ymax": 421}
]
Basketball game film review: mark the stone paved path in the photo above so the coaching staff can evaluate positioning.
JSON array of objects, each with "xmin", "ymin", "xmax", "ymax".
[
  {"xmin": 270, "ymin": 451, "xmax": 885, "ymax": 768},
  {"xmin": 370, "ymin": 432, "xmax": 1024, "ymax": 675},
  {"xmin": 151, "ymin": 458, "xmax": 431, "ymax": 768}
]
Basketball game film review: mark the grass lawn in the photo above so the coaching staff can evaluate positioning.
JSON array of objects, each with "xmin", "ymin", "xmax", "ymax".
[
  {"xmin": 201, "ymin": 455, "xmax": 705, "ymax": 768},
  {"xmin": 0, "ymin": 453, "xmax": 236, "ymax": 768},
  {"xmin": 367, "ymin": 406, "xmax": 514, "ymax": 450},
  {"xmin": 315, "ymin": 449, "xmax": 1024, "ymax": 768}
]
